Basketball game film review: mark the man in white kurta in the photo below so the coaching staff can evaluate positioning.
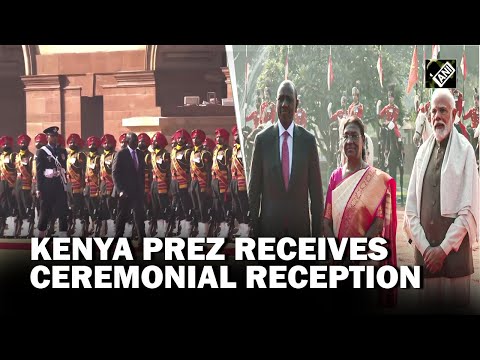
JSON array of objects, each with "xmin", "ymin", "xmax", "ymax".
[{"xmin": 404, "ymin": 89, "xmax": 479, "ymax": 310}]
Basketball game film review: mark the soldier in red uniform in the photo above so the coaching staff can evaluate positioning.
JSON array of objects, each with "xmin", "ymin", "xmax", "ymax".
[
  {"xmin": 189, "ymin": 129, "xmax": 212, "ymax": 237},
  {"xmin": 84, "ymin": 136, "xmax": 102, "ymax": 235},
  {"xmin": 170, "ymin": 129, "xmax": 193, "ymax": 236},
  {"xmin": 211, "ymin": 128, "xmax": 232, "ymax": 237},
  {"xmin": 31, "ymin": 133, "xmax": 47, "ymax": 217},
  {"xmin": 0, "ymin": 136, "xmax": 17, "ymax": 236},
  {"xmin": 230, "ymin": 126, "xmax": 249, "ymax": 237},
  {"xmin": 14, "ymin": 134, "xmax": 34, "ymax": 237},
  {"xmin": 377, "ymin": 85, "xmax": 401, "ymax": 138},
  {"xmin": 119, "ymin": 133, "xmax": 128, "ymax": 150},
  {"xmin": 464, "ymin": 90, "xmax": 479, "ymax": 150},
  {"xmin": 150, "ymin": 131, "xmax": 170, "ymax": 236},
  {"xmin": 348, "ymin": 82, "xmax": 364, "ymax": 119},
  {"xmin": 138, "ymin": 133, "xmax": 153, "ymax": 223},
  {"xmin": 259, "ymin": 87, "xmax": 276, "ymax": 125},
  {"xmin": 329, "ymin": 93, "xmax": 348, "ymax": 123},
  {"xmin": 294, "ymin": 96, "xmax": 307, "ymax": 127},
  {"xmin": 66, "ymin": 133, "xmax": 87, "ymax": 235},
  {"xmin": 246, "ymin": 96, "xmax": 262, "ymax": 129},
  {"xmin": 451, "ymin": 89, "xmax": 470, "ymax": 141},
  {"xmin": 99, "ymin": 134, "xmax": 117, "ymax": 235}
]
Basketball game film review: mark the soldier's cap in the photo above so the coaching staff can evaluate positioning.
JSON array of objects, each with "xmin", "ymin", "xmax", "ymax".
[
  {"xmin": 215, "ymin": 128, "xmax": 230, "ymax": 141},
  {"xmin": 152, "ymin": 132, "xmax": 167, "ymax": 148},
  {"xmin": 191, "ymin": 129, "xmax": 206, "ymax": 143},
  {"xmin": 17, "ymin": 134, "xmax": 31, "ymax": 145},
  {"xmin": 67, "ymin": 133, "xmax": 82, "ymax": 146},
  {"xmin": 173, "ymin": 128, "xmax": 190, "ymax": 142},
  {"xmin": 35, "ymin": 133, "xmax": 48, "ymax": 144},
  {"xmin": 231, "ymin": 125, "xmax": 238, "ymax": 137},
  {"xmin": 44, "ymin": 126, "xmax": 59, "ymax": 136},
  {"xmin": 203, "ymin": 137, "xmax": 216, "ymax": 152},
  {"xmin": 101, "ymin": 134, "xmax": 117, "ymax": 147},
  {"xmin": 352, "ymin": 86, "xmax": 360, "ymax": 96},
  {"xmin": 138, "ymin": 132, "xmax": 151, "ymax": 146},
  {"xmin": 87, "ymin": 136, "xmax": 101, "ymax": 148},
  {"xmin": 0, "ymin": 136, "xmax": 13, "ymax": 147},
  {"xmin": 119, "ymin": 133, "xmax": 127, "ymax": 143}
]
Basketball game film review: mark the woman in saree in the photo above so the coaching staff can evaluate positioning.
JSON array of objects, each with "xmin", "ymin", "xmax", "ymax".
[{"xmin": 324, "ymin": 116, "xmax": 397, "ymax": 307}]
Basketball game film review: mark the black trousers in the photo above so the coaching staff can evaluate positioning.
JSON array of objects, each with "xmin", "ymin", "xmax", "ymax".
[
  {"xmin": 151, "ymin": 187, "xmax": 169, "ymax": 221},
  {"xmin": 230, "ymin": 179, "xmax": 248, "ymax": 224},
  {"xmin": 0, "ymin": 181, "xmax": 15, "ymax": 218},
  {"xmin": 38, "ymin": 181, "xmax": 68, "ymax": 232},
  {"xmin": 170, "ymin": 180, "xmax": 192, "ymax": 221},
  {"xmin": 85, "ymin": 196, "xmax": 100, "ymax": 220},
  {"xmin": 190, "ymin": 180, "xmax": 208, "ymax": 223},
  {"xmin": 16, "ymin": 187, "xmax": 33, "ymax": 220},
  {"xmin": 114, "ymin": 194, "xmax": 145, "ymax": 238},
  {"xmin": 211, "ymin": 179, "xmax": 230, "ymax": 222}
]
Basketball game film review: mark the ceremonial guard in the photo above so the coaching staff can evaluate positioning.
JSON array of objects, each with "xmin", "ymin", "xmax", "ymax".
[
  {"xmin": 294, "ymin": 96, "xmax": 308, "ymax": 127},
  {"xmin": 66, "ymin": 133, "xmax": 87, "ymax": 235},
  {"xmin": 85, "ymin": 136, "xmax": 102, "ymax": 235},
  {"xmin": 377, "ymin": 84, "xmax": 401, "ymax": 138},
  {"xmin": 211, "ymin": 128, "xmax": 232, "ymax": 237},
  {"xmin": 31, "ymin": 133, "xmax": 48, "ymax": 219},
  {"xmin": 452, "ymin": 89, "xmax": 470, "ymax": 140},
  {"xmin": 464, "ymin": 89, "xmax": 479, "ymax": 150},
  {"xmin": 245, "ymin": 96, "xmax": 262, "ymax": 129},
  {"xmin": 170, "ymin": 129, "xmax": 193, "ymax": 236},
  {"xmin": 119, "ymin": 133, "xmax": 128, "ymax": 150},
  {"xmin": 230, "ymin": 126, "xmax": 249, "ymax": 237},
  {"xmin": 15, "ymin": 134, "xmax": 34, "ymax": 237},
  {"xmin": 99, "ymin": 134, "xmax": 117, "ymax": 235},
  {"xmin": 0, "ymin": 136, "xmax": 17, "ymax": 237},
  {"xmin": 35, "ymin": 126, "xmax": 68, "ymax": 238},
  {"xmin": 348, "ymin": 81, "xmax": 364, "ymax": 119},
  {"xmin": 189, "ymin": 129, "xmax": 212, "ymax": 237},
  {"xmin": 150, "ymin": 131, "xmax": 170, "ymax": 237},
  {"xmin": 259, "ymin": 87, "xmax": 276, "ymax": 125}
]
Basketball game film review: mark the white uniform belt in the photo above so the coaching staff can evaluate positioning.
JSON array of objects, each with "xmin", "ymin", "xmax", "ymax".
[{"xmin": 44, "ymin": 169, "xmax": 60, "ymax": 178}]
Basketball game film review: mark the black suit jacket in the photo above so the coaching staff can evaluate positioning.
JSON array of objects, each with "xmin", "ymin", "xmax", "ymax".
[
  {"xmin": 36, "ymin": 145, "xmax": 68, "ymax": 194},
  {"xmin": 112, "ymin": 147, "xmax": 146, "ymax": 198},
  {"xmin": 248, "ymin": 123, "xmax": 324, "ymax": 238}
]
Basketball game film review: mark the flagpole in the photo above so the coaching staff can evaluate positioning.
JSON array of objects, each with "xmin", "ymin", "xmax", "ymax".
[
  {"xmin": 462, "ymin": 45, "xmax": 466, "ymax": 102},
  {"xmin": 415, "ymin": 45, "xmax": 418, "ymax": 99},
  {"xmin": 244, "ymin": 45, "xmax": 248, "ymax": 124}
]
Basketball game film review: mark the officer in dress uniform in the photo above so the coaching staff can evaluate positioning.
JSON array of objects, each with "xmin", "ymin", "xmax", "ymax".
[
  {"xmin": 138, "ymin": 133, "xmax": 153, "ymax": 223},
  {"xmin": 230, "ymin": 126, "xmax": 250, "ymax": 237},
  {"xmin": 189, "ymin": 129, "xmax": 212, "ymax": 237},
  {"xmin": 246, "ymin": 96, "xmax": 262, "ymax": 129},
  {"xmin": 377, "ymin": 84, "xmax": 401, "ymax": 139},
  {"xmin": 294, "ymin": 96, "xmax": 308, "ymax": 127},
  {"xmin": 0, "ymin": 136, "xmax": 17, "ymax": 236},
  {"xmin": 348, "ymin": 82, "xmax": 364, "ymax": 120},
  {"xmin": 211, "ymin": 128, "xmax": 232, "ymax": 237},
  {"xmin": 451, "ymin": 89, "xmax": 470, "ymax": 141},
  {"xmin": 14, "ymin": 134, "xmax": 34, "ymax": 236},
  {"xmin": 259, "ymin": 87, "xmax": 276, "ymax": 125},
  {"xmin": 170, "ymin": 129, "xmax": 193, "ymax": 235},
  {"xmin": 36, "ymin": 126, "xmax": 68, "ymax": 238},
  {"xmin": 66, "ymin": 133, "xmax": 87, "ymax": 235},
  {"xmin": 99, "ymin": 134, "xmax": 117, "ymax": 235},
  {"xmin": 84, "ymin": 136, "xmax": 102, "ymax": 235},
  {"xmin": 464, "ymin": 90, "xmax": 479, "ymax": 150},
  {"xmin": 150, "ymin": 131, "xmax": 170, "ymax": 237}
]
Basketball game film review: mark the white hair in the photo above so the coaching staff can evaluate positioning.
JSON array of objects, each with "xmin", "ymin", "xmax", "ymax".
[{"xmin": 431, "ymin": 88, "xmax": 455, "ymax": 110}]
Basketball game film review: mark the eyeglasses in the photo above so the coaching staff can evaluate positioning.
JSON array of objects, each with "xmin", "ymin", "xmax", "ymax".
[{"xmin": 342, "ymin": 134, "xmax": 361, "ymax": 142}]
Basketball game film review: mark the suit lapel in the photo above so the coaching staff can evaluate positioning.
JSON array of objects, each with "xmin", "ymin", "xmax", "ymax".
[
  {"xmin": 288, "ymin": 124, "xmax": 300, "ymax": 190},
  {"xmin": 272, "ymin": 123, "xmax": 283, "ymax": 187}
]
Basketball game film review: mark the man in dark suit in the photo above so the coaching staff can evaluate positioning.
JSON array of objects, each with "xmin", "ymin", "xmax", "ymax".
[
  {"xmin": 248, "ymin": 80, "xmax": 324, "ymax": 239},
  {"xmin": 112, "ymin": 132, "xmax": 146, "ymax": 240}
]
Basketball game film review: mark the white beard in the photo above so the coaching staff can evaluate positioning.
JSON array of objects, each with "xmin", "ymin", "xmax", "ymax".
[{"xmin": 434, "ymin": 124, "xmax": 451, "ymax": 142}]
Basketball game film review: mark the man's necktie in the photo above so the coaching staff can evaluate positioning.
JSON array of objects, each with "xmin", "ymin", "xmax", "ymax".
[
  {"xmin": 132, "ymin": 150, "xmax": 138, "ymax": 170},
  {"xmin": 282, "ymin": 131, "xmax": 289, "ymax": 191}
]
